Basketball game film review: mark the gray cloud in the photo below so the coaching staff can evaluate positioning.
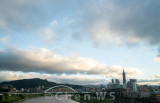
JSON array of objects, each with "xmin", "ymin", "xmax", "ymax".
[
  {"xmin": 138, "ymin": 79, "xmax": 160, "ymax": 85},
  {"xmin": 0, "ymin": 47, "xmax": 142, "ymax": 78},
  {"xmin": 76, "ymin": 0, "xmax": 160, "ymax": 46},
  {"xmin": 137, "ymin": 74, "xmax": 160, "ymax": 85},
  {"xmin": 1, "ymin": 0, "xmax": 160, "ymax": 48},
  {"xmin": 0, "ymin": 0, "xmax": 79, "ymax": 33},
  {"xmin": 0, "ymin": 0, "xmax": 46, "ymax": 32}
]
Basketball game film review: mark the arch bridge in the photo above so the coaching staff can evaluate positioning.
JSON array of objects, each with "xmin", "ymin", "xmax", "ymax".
[{"xmin": 44, "ymin": 85, "xmax": 78, "ymax": 93}]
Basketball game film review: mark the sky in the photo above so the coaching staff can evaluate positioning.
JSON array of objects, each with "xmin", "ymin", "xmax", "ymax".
[{"xmin": 0, "ymin": 0, "xmax": 160, "ymax": 85}]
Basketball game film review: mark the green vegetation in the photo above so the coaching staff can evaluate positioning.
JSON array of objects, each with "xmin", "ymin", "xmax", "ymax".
[
  {"xmin": 0, "ymin": 95, "xmax": 20, "ymax": 103},
  {"xmin": 0, "ymin": 94, "xmax": 43, "ymax": 103}
]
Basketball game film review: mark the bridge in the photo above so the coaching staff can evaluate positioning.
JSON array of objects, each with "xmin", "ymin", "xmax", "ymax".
[
  {"xmin": 44, "ymin": 85, "xmax": 78, "ymax": 94},
  {"xmin": 152, "ymin": 88, "xmax": 160, "ymax": 95}
]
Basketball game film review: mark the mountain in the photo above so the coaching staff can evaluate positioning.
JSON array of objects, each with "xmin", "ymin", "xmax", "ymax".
[{"xmin": 0, "ymin": 78, "xmax": 83, "ymax": 90}]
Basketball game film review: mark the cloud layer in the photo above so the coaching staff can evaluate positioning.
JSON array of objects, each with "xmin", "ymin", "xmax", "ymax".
[
  {"xmin": 138, "ymin": 79, "xmax": 160, "ymax": 85},
  {"xmin": 0, "ymin": 47, "xmax": 142, "ymax": 78},
  {"xmin": 1, "ymin": 0, "xmax": 160, "ymax": 46},
  {"xmin": 0, "ymin": 71, "xmax": 110, "ymax": 85}
]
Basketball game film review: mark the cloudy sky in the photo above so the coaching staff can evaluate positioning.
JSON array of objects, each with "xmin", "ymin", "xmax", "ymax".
[{"xmin": 0, "ymin": 0, "xmax": 160, "ymax": 85}]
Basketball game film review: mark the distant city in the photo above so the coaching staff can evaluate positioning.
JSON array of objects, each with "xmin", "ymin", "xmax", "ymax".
[{"xmin": 0, "ymin": 69, "xmax": 160, "ymax": 103}]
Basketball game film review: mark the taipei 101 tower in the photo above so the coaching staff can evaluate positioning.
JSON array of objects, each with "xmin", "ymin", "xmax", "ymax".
[{"xmin": 122, "ymin": 69, "xmax": 126, "ymax": 84}]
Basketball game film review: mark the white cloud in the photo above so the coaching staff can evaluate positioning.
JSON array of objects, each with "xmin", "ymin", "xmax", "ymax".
[
  {"xmin": 50, "ymin": 20, "xmax": 58, "ymax": 27},
  {"xmin": 41, "ymin": 28, "xmax": 56, "ymax": 43},
  {"xmin": 1, "ymin": 71, "xmax": 158, "ymax": 85},
  {"xmin": 154, "ymin": 56, "xmax": 160, "ymax": 62},
  {"xmin": 0, "ymin": 71, "xmax": 109, "ymax": 85},
  {"xmin": 39, "ymin": 20, "xmax": 58, "ymax": 44},
  {"xmin": 155, "ymin": 74, "xmax": 160, "ymax": 78},
  {"xmin": 0, "ymin": 71, "xmax": 47, "ymax": 81},
  {"xmin": 0, "ymin": 36, "xmax": 10, "ymax": 44},
  {"xmin": 0, "ymin": 47, "xmax": 143, "ymax": 79}
]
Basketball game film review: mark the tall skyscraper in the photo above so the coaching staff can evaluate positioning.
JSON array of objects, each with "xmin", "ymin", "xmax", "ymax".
[{"xmin": 122, "ymin": 69, "xmax": 126, "ymax": 84}]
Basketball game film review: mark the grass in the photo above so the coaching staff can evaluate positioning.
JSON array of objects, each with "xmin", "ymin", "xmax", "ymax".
[
  {"xmin": 0, "ymin": 94, "xmax": 43, "ymax": 103},
  {"xmin": 0, "ymin": 96, "xmax": 20, "ymax": 103}
]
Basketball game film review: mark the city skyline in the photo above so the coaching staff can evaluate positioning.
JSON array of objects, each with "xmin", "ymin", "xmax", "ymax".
[{"xmin": 0, "ymin": 0, "xmax": 160, "ymax": 85}]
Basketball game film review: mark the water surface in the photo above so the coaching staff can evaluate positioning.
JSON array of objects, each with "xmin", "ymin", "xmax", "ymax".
[{"xmin": 19, "ymin": 95, "xmax": 79, "ymax": 103}]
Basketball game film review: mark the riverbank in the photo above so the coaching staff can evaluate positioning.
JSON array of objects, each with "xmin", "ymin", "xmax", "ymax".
[{"xmin": 0, "ymin": 94, "xmax": 43, "ymax": 103}]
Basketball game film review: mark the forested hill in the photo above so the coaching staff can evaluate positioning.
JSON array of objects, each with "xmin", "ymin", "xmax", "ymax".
[{"xmin": 0, "ymin": 78, "xmax": 83, "ymax": 89}]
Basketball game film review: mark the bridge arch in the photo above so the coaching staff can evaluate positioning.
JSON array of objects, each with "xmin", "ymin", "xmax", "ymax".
[{"xmin": 44, "ymin": 85, "xmax": 78, "ymax": 93}]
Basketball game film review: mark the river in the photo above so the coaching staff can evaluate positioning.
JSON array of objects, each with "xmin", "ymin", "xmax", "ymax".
[{"xmin": 19, "ymin": 95, "xmax": 79, "ymax": 103}]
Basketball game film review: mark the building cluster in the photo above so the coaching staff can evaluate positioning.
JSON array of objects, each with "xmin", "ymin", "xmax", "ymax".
[
  {"xmin": 76, "ymin": 85, "xmax": 106, "ymax": 93},
  {"xmin": 0, "ymin": 85, "xmax": 46, "ymax": 93},
  {"xmin": 106, "ymin": 69, "xmax": 155, "ymax": 98},
  {"xmin": 79, "ymin": 69, "xmax": 160, "ymax": 99}
]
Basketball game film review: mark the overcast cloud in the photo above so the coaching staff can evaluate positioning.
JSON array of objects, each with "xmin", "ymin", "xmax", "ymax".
[{"xmin": 1, "ymin": 0, "xmax": 160, "ymax": 47}]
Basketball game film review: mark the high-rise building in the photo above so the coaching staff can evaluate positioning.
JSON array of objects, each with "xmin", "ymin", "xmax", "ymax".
[
  {"xmin": 112, "ymin": 79, "xmax": 114, "ymax": 84},
  {"xmin": 130, "ymin": 79, "xmax": 137, "ymax": 92},
  {"xmin": 122, "ymin": 69, "xmax": 126, "ymax": 84},
  {"xmin": 115, "ymin": 79, "xmax": 120, "ymax": 88}
]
